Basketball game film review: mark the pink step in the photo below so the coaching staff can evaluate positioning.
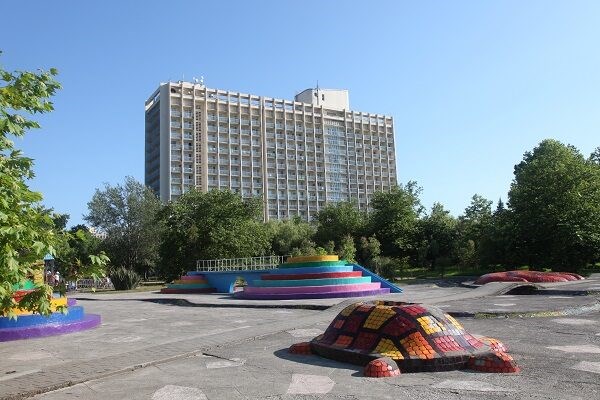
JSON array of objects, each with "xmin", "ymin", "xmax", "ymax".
[{"xmin": 242, "ymin": 282, "xmax": 382, "ymax": 295}]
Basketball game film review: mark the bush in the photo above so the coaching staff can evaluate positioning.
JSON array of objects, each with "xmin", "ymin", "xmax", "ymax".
[
  {"xmin": 336, "ymin": 235, "xmax": 357, "ymax": 263},
  {"xmin": 372, "ymin": 256, "xmax": 398, "ymax": 280},
  {"xmin": 314, "ymin": 247, "xmax": 328, "ymax": 256},
  {"xmin": 109, "ymin": 267, "xmax": 141, "ymax": 290}
]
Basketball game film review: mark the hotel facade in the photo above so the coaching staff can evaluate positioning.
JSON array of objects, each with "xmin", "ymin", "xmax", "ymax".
[{"xmin": 145, "ymin": 82, "xmax": 397, "ymax": 221}]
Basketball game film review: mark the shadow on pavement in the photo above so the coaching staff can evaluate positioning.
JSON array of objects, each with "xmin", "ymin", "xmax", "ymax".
[{"xmin": 273, "ymin": 348, "xmax": 363, "ymax": 375}]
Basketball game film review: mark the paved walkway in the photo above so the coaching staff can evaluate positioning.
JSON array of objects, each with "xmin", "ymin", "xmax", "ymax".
[{"xmin": 1, "ymin": 274, "xmax": 599, "ymax": 399}]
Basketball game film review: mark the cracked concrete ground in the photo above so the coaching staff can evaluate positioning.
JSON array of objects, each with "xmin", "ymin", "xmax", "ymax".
[
  {"xmin": 26, "ymin": 312, "xmax": 600, "ymax": 400},
  {"xmin": 1, "ymin": 275, "xmax": 599, "ymax": 400}
]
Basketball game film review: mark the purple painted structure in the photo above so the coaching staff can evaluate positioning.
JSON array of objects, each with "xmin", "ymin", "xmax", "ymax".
[
  {"xmin": 237, "ymin": 288, "xmax": 390, "ymax": 300},
  {"xmin": 235, "ymin": 255, "xmax": 400, "ymax": 300},
  {"xmin": 0, "ymin": 314, "xmax": 101, "ymax": 341},
  {"xmin": 242, "ymin": 282, "xmax": 385, "ymax": 295},
  {"xmin": 1, "ymin": 288, "xmax": 100, "ymax": 342}
]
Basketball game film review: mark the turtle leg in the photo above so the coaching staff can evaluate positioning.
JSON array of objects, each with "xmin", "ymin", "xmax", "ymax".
[
  {"xmin": 289, "ymin": 342, "xmax": 313, "ymax": 355},
  {"xmin": 468, "ymin": 351, "xmax": 520, "ymax": 373},
  {"xmin": 477, "ymin": 336, "xmax": 509, "ymax": 352},
  {"xmin": 364, "ymin": 357, "xmax": 401, "ymax": 378}
]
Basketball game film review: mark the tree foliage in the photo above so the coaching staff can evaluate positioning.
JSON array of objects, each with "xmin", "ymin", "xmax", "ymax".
[
  {"xmin": 0, "ymin": 59, "xmax": 106, "ymax": 317},
  {"xmin": 418, "ymin": 202, "xmax": 457, "ymax": 270},
  {"xmin": 370, "ymin": 182, "xmax": 423, "ymax": 258},
  {"xmin": 336, "ymin": 234, "xmax": 357, "ymax": 263},
  {"xmin": 508, "ymin": 139, "xmax": 600, "ymax": 270},
  {"xmin": 267, "ymin": 217, "xmax": 316, "ymax": 256},
  {"xmin": 157, "ymin": 190, "xmax": 271, "ymax": 281},
  {"xmin": 314, "ymin": 201, "xmax": 367, "ymax": 247},
  {"xmin": 456, "ymin": 194, "xmax": 493, "ymax": 268},
  {"xmin": 589, "ymin": 147, "xmax": 600, "ymax": 165},
  {"xmin": 53, "ymin": 222, "xmax": 107, "ymax": 285},
  {"xmin": 358, "ymin": 236, "xmax": 381, "ymax": 269},
  {"xmin": 85, "ymin": 177, "xmax": 162, "ymax": 278},
  {"xmin": 0, "ymin": 61, "xmax": 62, "ymax": 317}
]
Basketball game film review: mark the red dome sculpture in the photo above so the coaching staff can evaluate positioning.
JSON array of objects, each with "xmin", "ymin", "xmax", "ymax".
[{"xmin": 474, "ymin": 270, "xmax": 584, "ymax": 285}]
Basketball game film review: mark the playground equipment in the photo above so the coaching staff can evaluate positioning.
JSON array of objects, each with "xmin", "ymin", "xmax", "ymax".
[
  {"xmin": 235, "ymin": 255, "xmax": 402, "ymax": 300},
  {"xmin": 160, "ymin": 273, "xmax": 215, "ymax": 294},
  {"xmin": 289, "ymin": 300, "xmax": 519, "ymax": 377},
  {"xmin": 0, "ymin": 270, "xmax": 100, "ymax": 342},
  {"xmin": 160, "ymin": 255, "xmax": 401, "ymax": 297},
  {"xmin": 160, "ymin": 255, "xmax": 282, "ymax": 293}
]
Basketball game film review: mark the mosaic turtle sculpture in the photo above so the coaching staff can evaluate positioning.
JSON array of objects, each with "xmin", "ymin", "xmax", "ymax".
[
  {"xmin": 289, "ymin": 301, "xmax": 519, "ymax": 377},
  {"xmin": 474, "ymin": 270, "xmax": 584, "ymax": 285}
]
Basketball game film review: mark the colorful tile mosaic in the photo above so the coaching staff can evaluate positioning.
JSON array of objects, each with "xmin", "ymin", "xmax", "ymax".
[
  {"xmin": 288, "ymin": 300, "xmax": 520, "ymax": 377},
  {"xmin": 289, "ymin": 342, "xmax": 313, "ymax": 355},
  {"xmin": 343, "ymin": 314, "xmax": 366, "ymax": 333},
  {"xmin": 364, "ymin": 307, "xmax": 397, "ymax": 330},
  {"xmin": 364, "ymin": 357, "xmax": 401, "ymax": 378}
]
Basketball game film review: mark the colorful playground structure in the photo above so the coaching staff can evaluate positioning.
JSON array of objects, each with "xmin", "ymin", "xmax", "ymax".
[
  {"xmin": 161, "ymin": 255, "xmax": 401, "ymax": 299},
  {"xmin": 0, "ymin": 270, "xmax": 100, "ymax": 342},
  {"xmin": 160, "ymin": 273, "xmax": 216, "ymax": 294},
  {"xmin": 289, "ymin": 300, "xmax": 519, "ymax": 377},
  {"xmin": 474, "ymin": 270, "xmax": 584, "ymax": 285},
  {"xmin": 235, "ymin": 255, "xmax": 401, "ymax": 300}
]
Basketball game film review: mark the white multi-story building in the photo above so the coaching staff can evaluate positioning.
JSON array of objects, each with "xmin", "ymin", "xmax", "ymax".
[{"xmin": 145, "ymin": 82, "xmax": 397, "ymax": 221}]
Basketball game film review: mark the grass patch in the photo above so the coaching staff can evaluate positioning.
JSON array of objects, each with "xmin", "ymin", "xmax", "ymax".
[
  {"xmin": 394, "ymin": 265, "xmax": 503, "ymax": 280},
  {"xmin": 76, "ymin": 284, "xmax": 165, "ymax": 294}
]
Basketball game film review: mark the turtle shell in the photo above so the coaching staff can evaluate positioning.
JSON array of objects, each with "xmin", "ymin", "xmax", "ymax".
[{"xmin": 310, "ymin": 301, "xmax": 514, "ymax": 373}]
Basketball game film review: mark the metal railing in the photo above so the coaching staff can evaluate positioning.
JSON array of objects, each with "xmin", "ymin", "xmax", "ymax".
[
  {"xmin": 196, "ymin": 256, "xmax": 284, "ymax": 272},
  {"xmin": 74, "ymin": 278, "xmax": 114, "ymax": 290}
]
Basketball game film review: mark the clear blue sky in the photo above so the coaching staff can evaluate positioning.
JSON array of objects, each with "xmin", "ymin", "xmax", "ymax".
[{"xmin": 2, "ymin": 1, "xmax": 599, "ymax": 226}]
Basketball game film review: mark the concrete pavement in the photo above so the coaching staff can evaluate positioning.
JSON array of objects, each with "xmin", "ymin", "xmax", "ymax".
[{"xmin": 0, "ymin": 274, "xmax": 598, "ymax": 399}]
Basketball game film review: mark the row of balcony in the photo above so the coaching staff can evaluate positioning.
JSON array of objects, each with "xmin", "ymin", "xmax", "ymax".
[
  {"xmin": 170, "ymin": 166, "xmax": 194, "ymax": 173},
  {"xmin": 170, "ymin": 132, "xmax": 194, "ymax": 140},
  {"xmin": 202, "ymin": 117, "xmax": 392, "ymax": 132},
  {"xmin": 202, "ymin": 131, "xmax": 393, "ymax": 147}
]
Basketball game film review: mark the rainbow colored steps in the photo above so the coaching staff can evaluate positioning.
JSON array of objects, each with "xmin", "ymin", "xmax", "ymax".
[
  {"xmin": 1, "ymin": 281, "xmax": 100, "ymax": 342},
  {"xmin": 235, "ymin": 255, "xmax": 395, "ymax": 300},
  {"xmin": 160, "ymin": 273, "xmax": 215, "ymax": 294}
]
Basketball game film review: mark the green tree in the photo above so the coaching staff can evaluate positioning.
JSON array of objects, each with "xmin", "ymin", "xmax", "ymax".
[
  {"xmin": 0, "ymin": 61, "xmax": 62, "ymax": 317},
  {"xmin": 157, "ymin": 190, "xmax": 270, "ymax": 281},
  {"xmin": 314, "ymin": 201, "xmax": 367, "ymax": 247},
  {"xmin": 483, "ymin": 199, "xmax": 516, "ymax": 267},
  {"xmin": 53, "ymin": 223, "xmax": 107, "ymax": 286},
  {"xmin": 370, "ymin": 182, "xmax": 423, "ymax": 259},
  {"xmin": 85, "ymin": 177, "xmax": 162, "ymax": 278},
  {"xmin": 459, "ymin": 194, "xmax": 493, "ymax": 239},
  {"xmin": 267, "ymin": 217, "xmax": 316, "ymax": 257},
  {"xmin": 336, "ymin": 234, "xmax": 357, "ymax": 263},
  {"xmin": 508, "ymin": 139, "xmax": 600, "ymax": 270},
  {"xmin": 589, "ymin": 147, "xmax": 600, "ymax": 165},
  {"xmin": 418, "ymin": 202, "xmax": 458, "ymax": 272},
  {"xmin": 456, "ymin": 194, "xmax": 493, "ymax": 268},
  {"xmin": 358, "ymin": 235, "xmax": 381, "ymax": 269}
]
